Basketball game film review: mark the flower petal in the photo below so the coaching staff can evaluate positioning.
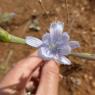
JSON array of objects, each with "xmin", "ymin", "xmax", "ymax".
[
  {"xmin": 49, "ymin": 21, "xmax": 64, "ymax": 43},
  {"xmin": 57, "ymin": 45, "xmax": 71, "ymax": 56},
  {"xmin": 42, "ymin": 32, "xmax": 51, "ymax": 45},
  {"xmin": 69, "ymin": 41, "xmax": 80, "ymax": 49},
  {"xmin": 62, "ymin": 32, "xmax": 70, "ymax": 42},
  {"xmin": 42, "ymin": 32, "xmax": 50, "ymax": 41},
  {"xmin": 59, "ymin": 56, "xmax": 71, "ymax": 65},
  {"xmin": 50, "ymin": 21, "xmax": 64, "ymax": 33},
  {"xmin": 38, "ymin": 47, "xmax": 54, "ymax": 60},
  {"xmin": 54, "ymin": 56, "xmax": 71, "ymax": 65},
  {"xmin": 25, "ymin": 36, "xmax": 42, "ymax": 48}
]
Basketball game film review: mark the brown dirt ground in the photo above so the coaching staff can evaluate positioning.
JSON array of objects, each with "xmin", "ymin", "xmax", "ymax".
[{"xmin": 0, "ymin": 0, "xmax": 95, "ymax": 95}]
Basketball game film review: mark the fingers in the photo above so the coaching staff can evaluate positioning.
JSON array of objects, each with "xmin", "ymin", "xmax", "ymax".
[
  {"xmin": 36, "ymin": 60, "xmax": 59, "ymax": 95},
  {"xmin": 32, "ymin": 67, "xmax": 40, "ymax": 79},
  {"xmin": 0, "ymin": 51, "xmax": 42, "ymax": 94},
  {"xmin": 17, "ymin": 51, "xmax": 42, "ymax": 76}
]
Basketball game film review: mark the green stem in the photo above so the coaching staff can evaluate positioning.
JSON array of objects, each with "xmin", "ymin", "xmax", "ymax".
[
  {"xmin": 70, "ymin": 52, "xmax": 95, "ymax": 60},
  {"xmin": 0, "ymin": 27, "xmax": 26, "ymax": 44}
]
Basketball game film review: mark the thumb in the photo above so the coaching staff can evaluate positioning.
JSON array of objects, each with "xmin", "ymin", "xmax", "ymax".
[{"xmin": 36, "ymin": 60, "xmax": 59, "ymax": 95}]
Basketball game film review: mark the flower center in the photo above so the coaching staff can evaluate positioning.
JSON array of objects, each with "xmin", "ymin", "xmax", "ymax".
[{"xmin": 49, "ymin": 44, "xmax": 56, "ymax": 49}]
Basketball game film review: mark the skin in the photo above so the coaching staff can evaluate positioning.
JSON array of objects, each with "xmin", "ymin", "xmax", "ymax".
[{"xmin": 0, "ymin": 51, "xmax": 59, "ymax": 95}]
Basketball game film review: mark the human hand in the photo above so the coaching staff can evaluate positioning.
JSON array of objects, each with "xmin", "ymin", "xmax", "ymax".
[{"xmin": 0, "ymin": 51, "xmax": 59, "ymax": 95}]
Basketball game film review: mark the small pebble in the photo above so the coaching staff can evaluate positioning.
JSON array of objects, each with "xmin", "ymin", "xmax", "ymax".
[
  {"xmin": 81, "ymin": 7, "xmax": 85, "ymax": 12},
  {"xmin": 55, "ymin": 7, "xmax": 61, "ymax": 13},
  {"xmin": 81, "ymin": 59, "xmax": 86, "ymax": 63},
  {"xmin": 70, "ymin": 77, "xmax": 81, "ymax": 86},
  {"xmin": 61, "ymin": 4, "xmax": 65, "ymax": 8},
  {"xmin": 32, "ymin": 9, "xmax": 37, "ymax": 14},
  {"xmin": 92, "ymin": 81, "xmax": 95, "ymax": 88},
  {"xmin": 73, "ymin": 10, "xmax": 80, "ymax": 17},
  {"xmin": 91, "ymin": 27, "xmax": 95, "ymax": 32},
  {"xmin": 89, "ymin": 75, "xmax": 93, "ymax": 80},
  {"xmin": 84, "ymin": 74, "xmax": 88, "ymax": 79}
]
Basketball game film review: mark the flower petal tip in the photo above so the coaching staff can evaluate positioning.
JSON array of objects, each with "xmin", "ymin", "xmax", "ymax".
[
  {"xmin": 25, "ymin": 36, "xmax": 42, "ymax": 48},
  {"xmin": 50, "ymin": 21, "xmax": 64, "ymax": 33},
  {"xmin": 70, "ymin": 41, "xmax": 80, "ymax": 49},
  {"xmin": 54, "ymin": 56, "xmax": 71, "ymax": 65}
]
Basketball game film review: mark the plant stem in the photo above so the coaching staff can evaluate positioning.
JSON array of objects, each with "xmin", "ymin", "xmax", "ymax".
[
  {"xmin": 0, "ymin": 27, "xmax": 26, "ymax": 44},
  {"xmin": 70, "ymin": 52, "xmax": 95, "ymax": 60}
]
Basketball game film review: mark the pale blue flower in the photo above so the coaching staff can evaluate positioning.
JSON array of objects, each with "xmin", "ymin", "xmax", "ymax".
[{"xmin": 25, "ymin": 21, "xmax": 80, "ymax": 65}]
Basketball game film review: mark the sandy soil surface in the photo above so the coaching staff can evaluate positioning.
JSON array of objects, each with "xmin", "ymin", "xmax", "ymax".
[{"xmin": 0, "ymin": 0, "xmax": 95, "ymax": 95}]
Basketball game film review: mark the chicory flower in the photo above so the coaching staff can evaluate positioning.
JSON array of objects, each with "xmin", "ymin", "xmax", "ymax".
[{"xmin": 25, "ymin": 21, "xmax": 80, "ymax": 65}]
